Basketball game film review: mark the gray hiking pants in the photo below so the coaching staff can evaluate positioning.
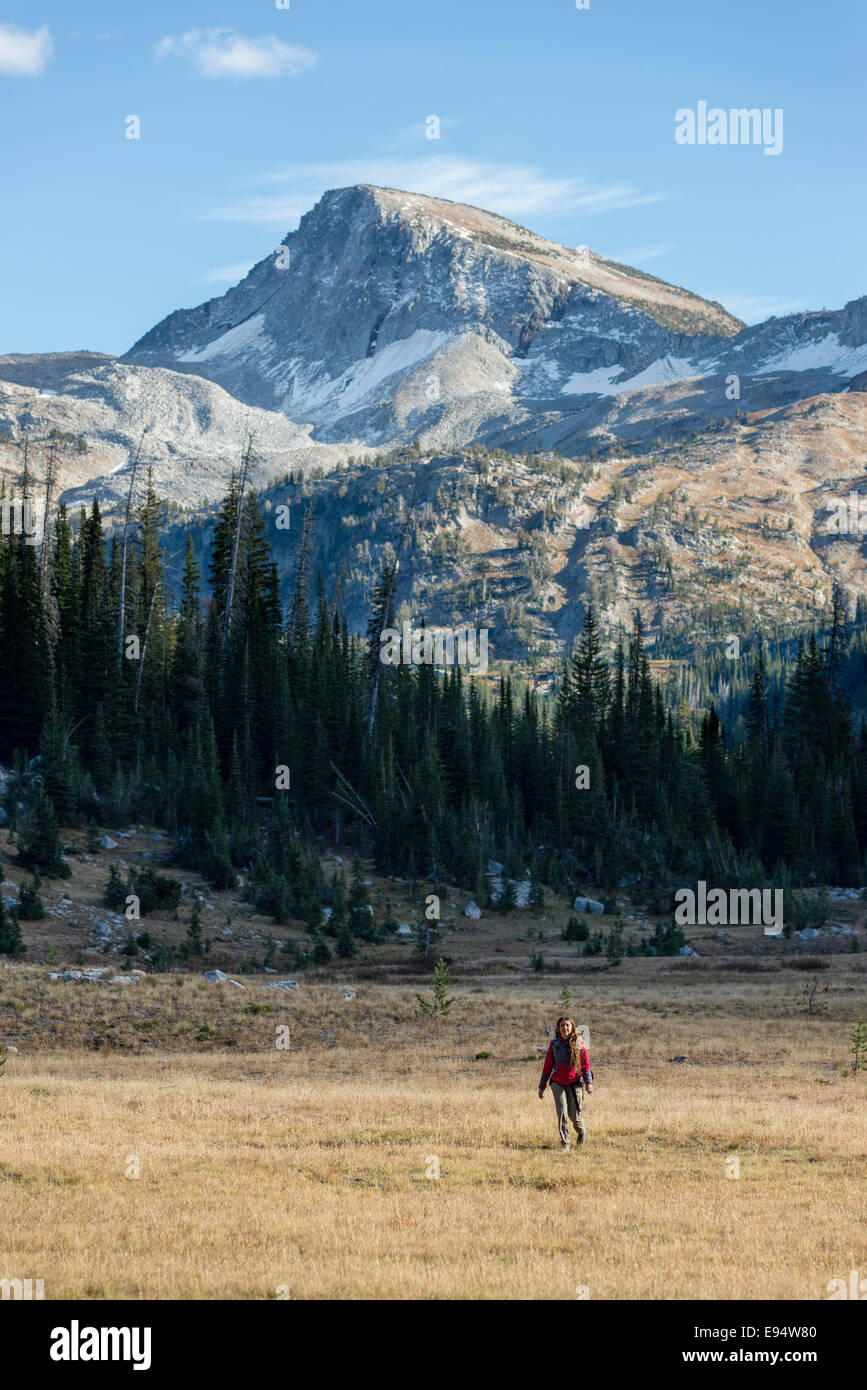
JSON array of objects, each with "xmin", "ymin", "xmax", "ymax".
[{"xmin": 550, "ymin": 1081, "xmax": 585, "ymax": 1146}]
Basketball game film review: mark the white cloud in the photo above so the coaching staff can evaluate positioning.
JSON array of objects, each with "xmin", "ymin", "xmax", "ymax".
[
  {"xmin": 155, "ymin": 29, "xmax": 318, "ymax": 79},
  {"xmin": 711, "ymin": 293, "xmax": 808, "ymax": 325},
  {"xmin": 200, "ymin": 262, "xmax": 256, "ymax": 285},
  {"xmin": 0, "ymin": 23, "xmax": 53, "ymax": 77},
  {"xmin": 202, "ymin": 156, "xmax": 666, "ymax": 228}
]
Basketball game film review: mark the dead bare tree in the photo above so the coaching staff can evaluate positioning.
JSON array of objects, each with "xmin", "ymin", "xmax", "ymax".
[
  {"xmin": 39, "ymin": 438, "xmax": 58, "ymax": 586},
  {"xmin": 118, "ymin": 426, "xmax": 151, "ymax": 659},
  {"xmin": 38, "ymin": 439, "xmax": 61, "ymax": 644},
  {"xmin": 222, "ymin": 434, "xmax": 254, "ymax": 647}
]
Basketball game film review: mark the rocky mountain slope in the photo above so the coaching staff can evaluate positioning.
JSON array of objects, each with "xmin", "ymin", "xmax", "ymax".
[
  {"xmin": 3, "ymin": 184, "xmax": 866, "ymax": 661},
  {"xmin": 123, "ymin": 184, "xmax": 867, "ymax": 454},
  {"xmin": 0, "ymin": 357, "xmax": 364, "ymax": 510},
  {"xmin": 154, "ymin": 389, "xmax": 867, "ymax": 672}
]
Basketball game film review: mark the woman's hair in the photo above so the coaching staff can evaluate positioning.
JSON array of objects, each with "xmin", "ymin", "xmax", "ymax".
[{"xmin": 555, "ymin": 1016, "xmax": 581, "ymax": 1070}]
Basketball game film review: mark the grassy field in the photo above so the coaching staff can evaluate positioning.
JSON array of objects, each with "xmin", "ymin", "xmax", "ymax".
[
  {"xmin": 2, "ymin": 970, "xmax": 866, "ymax": 1300},
  {"xmin": 2, "ymin": 826, "xmax": 866, "ymax": 1299}
]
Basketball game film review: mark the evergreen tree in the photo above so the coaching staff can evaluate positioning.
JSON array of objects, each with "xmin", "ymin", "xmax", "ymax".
[{"xmin": 0, "ymin": 895, "xmax": 24, "ymax": 957}]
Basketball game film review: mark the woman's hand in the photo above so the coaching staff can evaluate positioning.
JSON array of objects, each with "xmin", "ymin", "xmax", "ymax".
[
  {"xmin": 538, "ymin": 1088, "xmax": 545, "ymax": 1099},
  {"xmin": 585, "ymin": 1083, "xmax": 593, "ymax": 1094}
]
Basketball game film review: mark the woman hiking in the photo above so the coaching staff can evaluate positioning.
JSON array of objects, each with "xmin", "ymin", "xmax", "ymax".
[{"xmin": 538, "ymin": 1016, "xmax": 593, "ymax": 1151}]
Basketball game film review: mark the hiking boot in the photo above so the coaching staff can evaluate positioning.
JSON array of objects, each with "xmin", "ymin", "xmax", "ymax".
[{"xmin": 560, "ymin": 1141, "xmax": 571, "ymax": 1152}]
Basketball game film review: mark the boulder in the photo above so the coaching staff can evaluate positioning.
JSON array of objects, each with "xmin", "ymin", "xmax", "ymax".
[
  {"xmin": 514, "ymin": 877, "xmax": 532, "ymax": 907},
  {"xmin": 678, "ymin": 945, "xmax": 699, "ymax": 957},
  {"xmin": 572, "ymin": 897, "xmax": 604, "ymax": 915},
  {"xmin": 464, "ymin": 902, "xmax": 482, "ymax": 920},
  {"xmin": 99, "ymin": 836, "xmax": 118, "ymax": 850},
  {"xmin": 109, "ymin": 976, "xmax": 139, "ymax": 985},
  {"xmin": 396, "ymin": 925, "xmax": 413, "ymax": 936},
  {"xmin": 799, "ymin": 928, "xmax": 820, "ymax": 939},
  {"xmin": 341, "ymin": 988, "xmax": 357, "ymax": 1000},
  {"xmin": 60, "ymin": 970, "xmax": 83, "ymax": 981},
  {"xmin": 204, "ymin": 969, "xmax": 228, "ymax": 982},
  {"xmin": 671, "ymin": 1055, "xmax": 688, "ymax": 1063},
  {"xmin": 264, "ymin": 980, "xmax": 298, "ymax": 991}
]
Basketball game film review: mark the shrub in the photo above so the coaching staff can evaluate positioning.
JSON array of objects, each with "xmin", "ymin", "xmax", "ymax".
[
  {"xmin": 133, "ymin": 868, "xmax": 182, "ymax": 916},
  {"xmin": 563, "ymin": 916, "xmax": 589, "ymax": 942},
  {"xmin": 787, "ymin": 956, "xmax": 829, "ymax": 971},
  {"xmin": 802, "ymin": 975, "xmax": 829, "ymax": 1015}
]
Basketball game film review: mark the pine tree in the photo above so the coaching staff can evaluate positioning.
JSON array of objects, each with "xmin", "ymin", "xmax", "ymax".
[
  {"xmin": 17, "ymin": 872, "xmax": 45, "ymax": 920},
  {"xmin": 312, "ymin": 929, "xmax": 331, "ymax": 964},
  {"xmin": 17, "ymin": 786, "xmax": 69, "ymax": 877},
  {"xmin": 336, "ymin": 918, "xmax": 359, "ymax": 958},
  {"xmin": 0, "ymin": 895, "xmax": 24, "ymax": 957}
]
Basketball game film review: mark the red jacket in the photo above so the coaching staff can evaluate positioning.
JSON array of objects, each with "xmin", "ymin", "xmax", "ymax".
[{"xmin": 539, "ymin": 1036, "xmax": 592, "ymax": 1092}]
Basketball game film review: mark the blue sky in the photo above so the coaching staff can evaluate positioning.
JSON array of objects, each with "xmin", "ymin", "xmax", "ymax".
[{"xmin": 0, "ymin": 0, "xmax": 864, "ymax": 354}]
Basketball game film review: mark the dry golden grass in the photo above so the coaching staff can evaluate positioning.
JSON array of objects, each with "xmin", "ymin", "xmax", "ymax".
[{"xmin": 2, "ymin": 974, "xmax": 865, "ymax": 1300}]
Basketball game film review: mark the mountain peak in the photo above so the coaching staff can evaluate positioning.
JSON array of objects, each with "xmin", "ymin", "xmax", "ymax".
[
  {"xmin": 297, "ymin": 183, "xmax": 743, "ymax": 337},
  {"xmin": 122, "ymin": 185, "xmax": 866, "ymax": 455}
]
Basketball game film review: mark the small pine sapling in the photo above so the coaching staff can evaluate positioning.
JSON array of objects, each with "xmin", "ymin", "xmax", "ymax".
[{"xmin": 416, "ymin": 957, "xmax": 454, "ymax": 1016}]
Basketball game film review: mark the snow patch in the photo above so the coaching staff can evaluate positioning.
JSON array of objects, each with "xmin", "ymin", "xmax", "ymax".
[
  {"xmin": 177, "ymin": 313, "xmax": 270, "ymax": 364},
  {"xmin": 285, "ymin": 329, "xmax": 452, "ymax": 416},
  {"xmin": 560, "ymin": 356, "xmax": 698, "ymax": 397},
  {"xmin": 759, "ymin": 333, "xmax": 867, "ymax": 377}
]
